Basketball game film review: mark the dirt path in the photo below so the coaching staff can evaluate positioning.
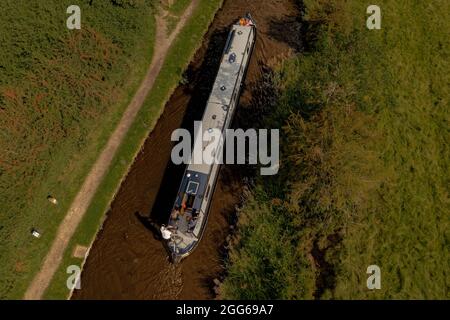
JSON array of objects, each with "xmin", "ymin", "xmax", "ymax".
[{"xmin": 23, "ymin": 0, "xmax": 200, "ymax": 300}]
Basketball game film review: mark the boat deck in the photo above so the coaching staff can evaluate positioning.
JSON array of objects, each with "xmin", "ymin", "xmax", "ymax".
[{"xmin": 168, "ymin": 209, "xmax": 199, "ymax": 253}]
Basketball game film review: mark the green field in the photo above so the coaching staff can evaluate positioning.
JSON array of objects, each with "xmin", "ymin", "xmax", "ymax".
[
  {"xmin": 222, "ymin": 0, "xmax": 449, "ymax": 299},
  {"xmin": 0, "ymin": 0, "xmax": 156, "ymax": 299}
]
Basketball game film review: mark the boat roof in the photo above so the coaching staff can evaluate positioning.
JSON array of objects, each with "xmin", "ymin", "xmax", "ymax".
[
  {"xmin": 188, "ymin": 24, "xmax": 254, "ymax": 175},
  {"xmin": 209, "ymin": 25, "xmax": 253, "ymax": 106}
]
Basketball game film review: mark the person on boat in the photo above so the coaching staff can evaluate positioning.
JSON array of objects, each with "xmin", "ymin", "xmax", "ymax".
[
  {"xmin": 171, "ymin": 206, "xmax": 180, "ymax": 221},
  {"xmin": 239, "ymin": 17, "xmax": 253, "ymax": 26},
  {"xmin": 160, "ymin": 224, "xmax": 174, "ymax": 240},
  {"xmin": 187, "ymin": 216, "xmax": 198, "ymax": 233}
]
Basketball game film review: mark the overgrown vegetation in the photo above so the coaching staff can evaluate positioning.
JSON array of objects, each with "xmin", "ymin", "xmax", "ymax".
[
  {"xmin": 0, "ymin": 0, "xmax": 155, "ymax": 299},
  {"xmin": 222, "ymin": 0, "xmax": 449, "ymax": 299}
]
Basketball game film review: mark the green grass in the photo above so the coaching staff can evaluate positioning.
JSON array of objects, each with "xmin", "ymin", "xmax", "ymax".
[
  {"xmin": 222, "ymin": 0, "xmax": 449, "ymax": 299},
  {"xmin": 43, "ymin": 0, "xmax": 223, "ymax": 299},
  {"xmin": 0, "ymin": 0, "xmax": 156, "ymax": 299},
  {"xmin": 167, "ymin": 0, "xmax": 192, "ymax": 16}
]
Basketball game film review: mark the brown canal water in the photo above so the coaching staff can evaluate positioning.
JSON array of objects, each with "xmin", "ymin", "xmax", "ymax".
[{"xmin": 72, "ymin": 0, "xmax": 303, "ymax": 300}]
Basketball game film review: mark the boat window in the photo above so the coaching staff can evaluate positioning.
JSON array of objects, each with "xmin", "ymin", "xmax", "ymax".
[
  {"xmin": 224, "ymin": 30, "xmax": 235, "ymax": 54},
  {"xmin": 180, "ymin": 192, "xmax": 195, "ymax": 211},
  {"xmin": 186, "ymin": 194, "xmax": 195, "ymax": 209},
  {"xmin": 186, "ymin": 181, "xmax": 199, "ymax": 195},
  {"xmin": 233, "ymin": 92, "xmax": 237, "ymax": 102}
]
